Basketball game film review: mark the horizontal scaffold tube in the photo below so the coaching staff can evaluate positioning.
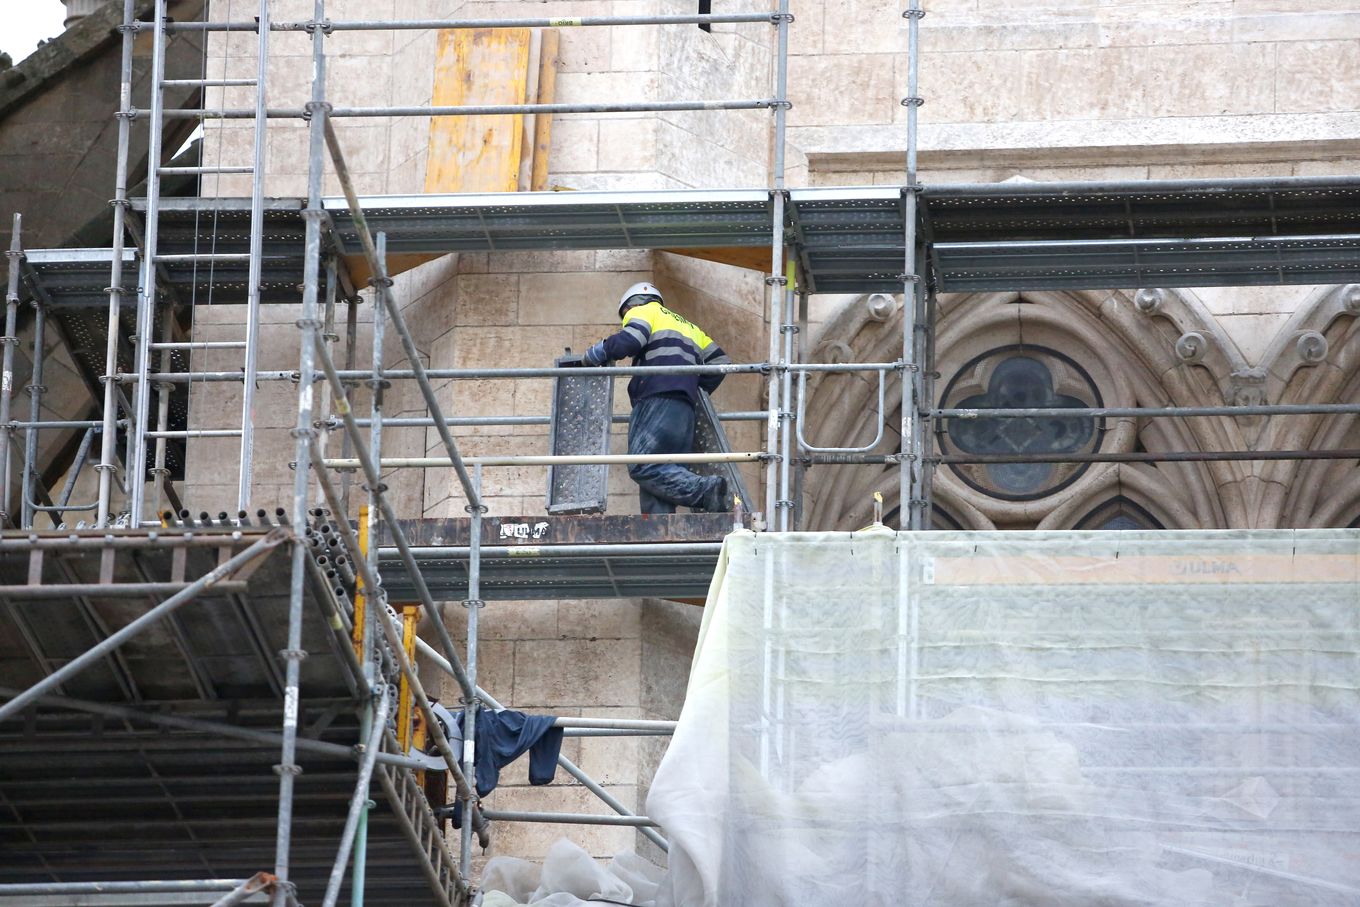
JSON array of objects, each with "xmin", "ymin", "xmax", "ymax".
[
  {"xmin": 936, "ymin": 402, "xmax": 1360, "ymax": 419},
  {"xmin": 0, "ymin": 581, "xmax": 248, "ymax": 598},
  {"xmin": 11, "ymin": 419, "xmax": 108, "ymax": 429},
  {"xmin": 554, "ymin": 717, "xmax": 678, "ymax": 731},
  {"xmin": 349, "ymin": 410, "xmax": 770, "ymax": 428},
  {"xmin": 803, "ymin": 451, "xmax": 1360, "ymax": 465},
  {"xmin": 325, "ymin": 452, "xmax": 763, "ymax": 469},
  {"xmin": 0, "ymin": 881, "xmax": 251, "ymax": 895},
  {"xmin": 0, "ymin": 685, "xmax": 437, "ymax": 772},
  {"xmin": 161, "ymin": 99, "xmax": 781, "ymax": 119},
  {"xmin": 0, "ymin": 533, "xmax": 258, "ymax": 550},
  {"xmin": 939, "ymin": 450, "xmax": 1360, "ymax": 465},
  {"xmin": 122, "ymin": 362, "xmax": 895, "ymax": 383},
  {"xmin": 385, "ymin": 542, "xmax": 723, "ymax": 559},
  {"xmin": 563, "ymin": 728, "xmax": 673, "ymax": 737},
  {"xmin": 480, "ymin": 810, "xmax": 660, "ymax": 827},
  {"xmin": 159, "ymin": 12, "xmax": 779, "ymax": 32}
]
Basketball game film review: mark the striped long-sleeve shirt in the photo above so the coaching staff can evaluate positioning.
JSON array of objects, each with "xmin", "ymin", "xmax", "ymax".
[{"xmin": 600, "ymin": 301, "xmax": 731, "ymax": 405}]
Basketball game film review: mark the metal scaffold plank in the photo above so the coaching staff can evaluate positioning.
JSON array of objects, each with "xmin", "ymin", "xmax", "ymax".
[{"xmin": 17, "ymin": 177, "xmax": 1360, "ymax": 307}]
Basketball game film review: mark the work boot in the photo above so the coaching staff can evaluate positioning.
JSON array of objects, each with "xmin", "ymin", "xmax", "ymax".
[{"xmin": 700, "ymin": 475, "xmax": 729, "ymax": 513}]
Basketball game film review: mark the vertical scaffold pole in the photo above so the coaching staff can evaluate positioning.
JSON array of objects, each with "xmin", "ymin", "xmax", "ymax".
[
  {"xmin": 339, "ymin": 290, "xmax": 359, "ymax": 515},
  {"xmin": 1, "ymin": 214, "xmax": 21, "ymax": 528},
  {"xmin": 764, "ymin": 0, "xmax": 791, "ymax": 526},
  {"xmin": 322, "ymin": 687, "xmax": 391, "ymax": 907},
  {"xmin": 148, "ymin": 305, "xmax": 174, "ymax": 524},
  {"xmin": 317, "ymin": 256, "xmax": 338, "ymax": 466},
  {"xmin": 127, "ymin": 0, "xmax": 170, "ymax": 526},
  {"xmin": 351, "ymin": 231, "xmax": 388, "ymax": 907},
  {"xmin": 97, "ymin": 0, "xmax": 137, "ymax": 528},
  {"xmin": 22, "ymin": 291, "xmax": 46, "ymax": 529},
  {"xmin": 921, "ymin": 281, "xmax": 937, "ymax": 524},
  {"xmin": 900, "ymin": 0, "xmax": 924, "ymax": 530},
  {"xmin": 791, "ymin": 288, "xmax": 809, "ymax": 529},
  {"xmin": 238, "ymin": 0, "xmax": 272, "ymax": 512},
  {"xmin": 776, "ymin": 260, "xmax": 795, "ymax": 531},
  {"xmin": 461, "ymin": 465, "xmax": 485, "ymax": 879},
  {"xmin": 350, "ymin": 500, "xmax": 372, "ymax": 907},
  {"xmin": 274, "ymin": 1, "xmax": 328, "ymax": 901}
]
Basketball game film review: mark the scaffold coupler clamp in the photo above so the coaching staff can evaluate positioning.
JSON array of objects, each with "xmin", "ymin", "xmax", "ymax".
[
  {"xmin": 902, "ymin": 7, "xmax": 926, "ymax": 19},
  {"xmin": 302, "ymin": 100, "xmax": 333, "ymax": 122}
]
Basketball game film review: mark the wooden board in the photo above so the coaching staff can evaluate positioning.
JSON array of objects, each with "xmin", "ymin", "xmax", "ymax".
[
  {"xmin": 347, "ymin": 28, "xmax": 540, "ymax": 286},
  {"xmin": 661, "ymin": 245, "xmax": 774, "ymax": 273},
  {"xmin": 425, "ymin": 27, "xmax": 532, "ymax": 194}
]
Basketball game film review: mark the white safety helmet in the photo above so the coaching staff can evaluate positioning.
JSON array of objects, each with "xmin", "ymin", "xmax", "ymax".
[{"xmin": 618, "ymin": 281, "xmax": 663, "ymax": 318}]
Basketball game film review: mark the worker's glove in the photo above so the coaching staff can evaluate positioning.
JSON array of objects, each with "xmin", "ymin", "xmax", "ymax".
[{"xmin": 582, "ymin": 342, "xmax": 610, "ymax": 367}]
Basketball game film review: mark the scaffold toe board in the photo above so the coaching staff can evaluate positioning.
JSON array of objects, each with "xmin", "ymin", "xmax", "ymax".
[
  {"xmin": 380, "ymin": 544, "xmax": 723, "ymax": 602},
  {"xmin": 17, "ymin": 177, "xmax": 1360, "ymax": 302},
  {"xmin": 378, "ymin": 513, "xmax": 732, "ymax": 601},
  {"xmin": 0, "ymin": 530, "xmax": 450, "ymax": 906}
]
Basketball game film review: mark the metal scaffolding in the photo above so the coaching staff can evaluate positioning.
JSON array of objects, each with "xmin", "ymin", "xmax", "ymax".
[{"xmin": 4, "ymin": 0, "xmax": 1360, "ymax": 905}]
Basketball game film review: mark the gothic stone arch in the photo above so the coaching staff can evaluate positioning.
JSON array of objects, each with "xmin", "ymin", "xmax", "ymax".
[{"xmin": 800, "ymin": 285, "xmax": 1359, "ymax": 531}]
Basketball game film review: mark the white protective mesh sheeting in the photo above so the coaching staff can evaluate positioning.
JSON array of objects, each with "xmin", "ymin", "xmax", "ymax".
[{"xmin": 645, "ymin": 528, "xmax": 1360, "ymax": 906}]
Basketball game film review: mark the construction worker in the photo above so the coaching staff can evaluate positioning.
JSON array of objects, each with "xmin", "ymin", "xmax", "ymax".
[{"xmin": 582, "ymin": 282, "xmax": 732, "ymax": 514}]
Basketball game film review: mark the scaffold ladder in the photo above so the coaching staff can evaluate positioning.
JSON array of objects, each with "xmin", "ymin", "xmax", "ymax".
[{"xmin": 124, "ymin": 0, "xmax": 270, "ymax": 526}]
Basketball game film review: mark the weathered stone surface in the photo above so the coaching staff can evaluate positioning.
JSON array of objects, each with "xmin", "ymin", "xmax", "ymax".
[
  {"xmin": 484, "ymin": 784, "xmax": 638, "ymax": 859},
  {"xmin": 512, "ymin": 637, "xmax": 641, "ymax": 707},
  {"xmin": 557, "ymin": 598, "xmax": 642, "ymax": 640},
  {"xmin": 518, "ymin": 270, "xmax": 650, "ymax": 325}
]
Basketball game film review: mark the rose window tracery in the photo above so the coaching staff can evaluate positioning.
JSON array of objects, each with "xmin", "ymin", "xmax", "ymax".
[{"xmin": 939, "ymin": 346, "xmax": 1102, "ymax": 501}]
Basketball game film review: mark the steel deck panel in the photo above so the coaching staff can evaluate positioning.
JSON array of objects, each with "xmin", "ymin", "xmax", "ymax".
[
  {"xmin": 377, "ymin": 549, "xmax": 722, "ymax": 601},
  {"xmin": 17, "ymin": 178, "xmax": 1360, "ymax": 302}
]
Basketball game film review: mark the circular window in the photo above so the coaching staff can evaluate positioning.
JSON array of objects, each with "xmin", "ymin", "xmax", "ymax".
[{"xmin": 938, "ymin": 346, "xmax": 1103, "ymax": 502}]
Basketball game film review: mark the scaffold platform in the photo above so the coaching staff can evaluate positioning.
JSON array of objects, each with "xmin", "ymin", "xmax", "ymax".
[
  {"xmin": 0, "ymin": 529, "xmax": 457, "ymax": 906},
  {"xmin": 378, "ymin": 513, "xmax": 733, "ymax": 601},
  {"xmin": 19, "ymin": 176, "xmax": 1360, "ymax": 310}
]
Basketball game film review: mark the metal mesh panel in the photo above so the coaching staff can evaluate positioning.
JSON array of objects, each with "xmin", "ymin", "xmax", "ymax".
[{"xmin": 546, "ymin": 354, "xmax": 613, "ymax": 514}]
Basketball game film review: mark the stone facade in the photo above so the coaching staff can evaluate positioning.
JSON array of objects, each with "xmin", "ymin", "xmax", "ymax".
[
  {"xmin": 170, "ymin": 0, "xmax": 1360, "ymax": 865},
  {"xmin": 793, "ymin": 0, "xmax": 1360, "ymax": 535}
]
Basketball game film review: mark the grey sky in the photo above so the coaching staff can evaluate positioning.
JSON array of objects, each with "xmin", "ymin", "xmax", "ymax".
[{"xmin": 4, "ymin": 2, "xmax": 68, "ymax": 64}]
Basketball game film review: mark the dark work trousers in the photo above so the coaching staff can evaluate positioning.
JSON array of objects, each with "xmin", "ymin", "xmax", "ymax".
[{"xmin": 627, "ymin": 392, "xmax": 712, "ymax": 514}]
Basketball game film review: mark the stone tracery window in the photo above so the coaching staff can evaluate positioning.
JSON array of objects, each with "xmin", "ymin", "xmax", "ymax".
[
  {"xmin": 1073, "ymin": 496, "xmax": 1165, "ymax": 531},
  {"xmin": 938, "ymin": 346, "xmax": 1102, "ymax": 501}
]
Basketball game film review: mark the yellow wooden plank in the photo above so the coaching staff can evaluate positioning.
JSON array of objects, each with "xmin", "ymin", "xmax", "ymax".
[
  {"xmin": 661, "ymin": 246, "xmax": 774, "ymax": 273},
  {"xmin": 424, "ymin": 27, "xmax": 531, "ymax": 194},
  {"xmin": 530, "ymin": 29, "xmax": 560, "ymax": 192},
  {"xmin": 343, "ymin": 251, "xmax": 440, "ymax": 291},
  {"xmin": 518, "ymin": 29, "xmax": 543, "ymax": 193},
  {"xmin": 397, "ymin": 605, "xmax": 419, "ymax": 752},
  {"xmin": 351, "ymin": 504, "xmax": 369, "ymax": 660}
]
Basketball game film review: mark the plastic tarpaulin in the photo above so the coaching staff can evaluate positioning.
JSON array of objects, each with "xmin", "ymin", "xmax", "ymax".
[
  {"xmin": 644, "ymin": 528, "xmax": 1360, "ymax": 906},
  {"xmin": 483, "ymin": 529, "xmax": 1360, "ymax": 905}
]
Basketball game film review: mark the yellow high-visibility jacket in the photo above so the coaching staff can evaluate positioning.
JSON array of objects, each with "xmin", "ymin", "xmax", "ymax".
[{"xmin": 600, "ymin": 301, "xmax": 731, "ymax": 404}]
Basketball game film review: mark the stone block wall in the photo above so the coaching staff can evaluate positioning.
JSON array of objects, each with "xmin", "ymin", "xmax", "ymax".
[{"xmin": 787, "ymin": 0, "xmax": 1360, "ymax": 183}]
